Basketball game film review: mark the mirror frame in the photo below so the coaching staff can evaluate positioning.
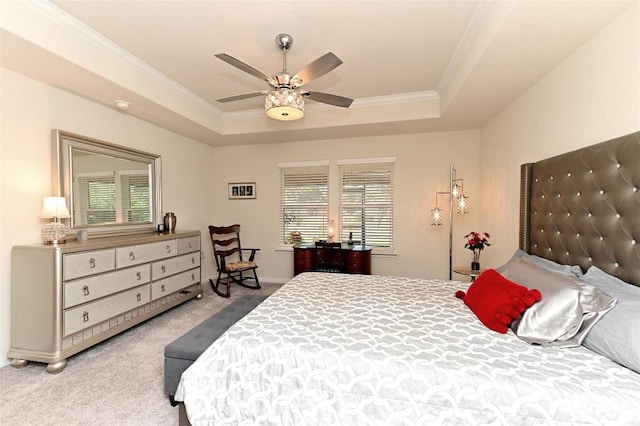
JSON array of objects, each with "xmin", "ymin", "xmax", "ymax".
[{"xmin": 52, "ymin": 129, "xmax": 162, "ymax": 237}]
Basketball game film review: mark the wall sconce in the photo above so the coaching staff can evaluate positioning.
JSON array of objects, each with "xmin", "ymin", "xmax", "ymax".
[
  {"xmin": 40, "ymin": 196, "xmax": 71, "ymax": 244},
  {"xmin": 430, "ymin": 165, "xmax": 469, "ymax": 279},
  {"xmin": 327, "ymin": 220, "xmax": 335, "ymax": 242}
]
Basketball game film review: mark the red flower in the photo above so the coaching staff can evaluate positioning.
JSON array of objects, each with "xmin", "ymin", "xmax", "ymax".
[{"xmin": 464, "ymin": 232, "xmax": 491, "ymax": 251}]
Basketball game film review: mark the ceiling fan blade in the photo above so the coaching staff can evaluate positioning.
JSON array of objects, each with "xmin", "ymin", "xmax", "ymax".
[
  {"xmin": 217, "ymin": 91, "xmax": 266, "ymax": 103},
  {"xmin": 214, "ymin": 53, "xmax": 271, "ymax": 83},
  {"xmin": 304, "ymin": 91, "xmax": 353, "ymax": 108},
  {"xmin": 292, "ymin": 52, "xmax": 343, "ymax": 87}
]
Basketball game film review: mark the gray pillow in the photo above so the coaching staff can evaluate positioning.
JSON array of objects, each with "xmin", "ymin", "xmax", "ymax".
[
  {"xmin": 496, "ymin": 249, "xmax": 583, "ymax": 277},
  {"xmin": 501, "ymin": 257, "xmax": 616, "ymax": 347},
  {"xmin": 581, "ymin": 266, "xmax": 640, "ymax": 373}
]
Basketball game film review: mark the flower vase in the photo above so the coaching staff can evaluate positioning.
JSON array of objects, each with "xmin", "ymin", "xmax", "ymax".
[{"xmin": 471, "ymin": 250, "xmax": 480, "ymax": 271}]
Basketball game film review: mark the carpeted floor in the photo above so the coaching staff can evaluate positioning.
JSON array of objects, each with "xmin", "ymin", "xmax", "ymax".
[{"xmin": 0, "ymin": 281, "xmax": 282, "ymax": 426}]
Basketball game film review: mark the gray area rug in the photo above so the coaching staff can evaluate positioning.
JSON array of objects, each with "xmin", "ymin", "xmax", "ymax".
[{"xmin": 0, "ymin": 282, "xmax": 282, "ymax": 426}]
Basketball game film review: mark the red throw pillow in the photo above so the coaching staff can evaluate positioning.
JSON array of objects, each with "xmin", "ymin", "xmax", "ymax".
[{"xmin": 455, "ymin": 269, "xmax": 542, "ymax": 334}]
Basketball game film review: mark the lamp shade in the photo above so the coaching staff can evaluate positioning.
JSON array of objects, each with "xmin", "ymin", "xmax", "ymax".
[
  {"xmin": 327, "ymin": 219, "xmax": 335, "ymax": 241},
  {"xmin": 456, "ymin": 194, "xmax": 469, "ymax": 214},
  {"xmin": 431, "ymin": 207, "xmax": 443, "ymax": 226},
  {"xmin": 41, "ymin": 197, "xmax": 71, "ymax": 218},
  {"xmin": 265, "ymin": 88, "xmax": 304, "ymax": 121}
]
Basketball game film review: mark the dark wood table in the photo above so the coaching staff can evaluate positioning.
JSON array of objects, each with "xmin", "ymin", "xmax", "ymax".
[{"xmin": 293, "ymin": 243, "xmax": 372, "ymax": 275}]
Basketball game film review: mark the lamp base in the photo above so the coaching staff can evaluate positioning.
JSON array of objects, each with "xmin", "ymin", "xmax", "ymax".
[
  {"xmin": 42, "ymin": 221, "xmax": 68, "ymax": 245},
  {"xmin": 44, "ymin": 239, "xmax": 67, "ymax": 245}
]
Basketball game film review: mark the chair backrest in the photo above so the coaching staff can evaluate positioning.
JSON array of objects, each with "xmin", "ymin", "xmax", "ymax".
[
  {"xmin": 209, "ymin": 225, "xmax": 243, "ymax": 271},
  {"xmin": 315, "ymin": 241, "xmax": 343, "ymax": 272}
]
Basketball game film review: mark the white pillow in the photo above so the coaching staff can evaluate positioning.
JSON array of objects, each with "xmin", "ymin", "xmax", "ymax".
[
  {"xmin": 496, "ymin": 249, "xmax": 583, "ymax": 277},
  {"xmin": 501, "ymin": 257, "xmax": 616, "ymax": 347},
  {"xmin": 581, "ymin": 266, "xmax": 640, "ymax": 373}
]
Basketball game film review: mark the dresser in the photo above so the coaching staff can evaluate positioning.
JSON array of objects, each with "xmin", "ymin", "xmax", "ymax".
[
  {"xmin": 9, "ymin": 231, "xmax": 202, "ymax": 373},
  {"xmin": 293, "ymin": 243, "xmax": 372, "ymax": 275}
]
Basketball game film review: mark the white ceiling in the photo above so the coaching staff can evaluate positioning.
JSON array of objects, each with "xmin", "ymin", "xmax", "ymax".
[{"xmin": 0, "ymin": 1, "xmax": 633, "ymax": 147}]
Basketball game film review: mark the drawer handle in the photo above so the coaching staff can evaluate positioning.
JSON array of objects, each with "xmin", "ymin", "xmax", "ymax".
[
  {"xmin": 89, "ymin": 258, "xmax": 96, "ymax": 268},
  {"xmin": 82, "ymin": 311, "xmax": 89, "ymax": 322},
  {"xmin": 161, "ymin": 284, "xmax": 166, "ymax": 292},
  {"xmin": 161, "ymin": 265, "xmax": 166, "ymax": 273},
  {"xmin": 188, "ymin": 242, "xmax": 192, "ymax": 248},
  {"xmin": 136, "ymin": 272, "xmax": 142, "ymax": 280},
  {"xmin": 166, "ymin": 245, "xmax": 171, "ymax": 253},
  {"xmin": 191, "ymin": 257, "xmax": 195, "ymax": 264},
  {"xmin": 129, "ymin": 251, "xmax": 135, "ymax": 261},
  {"xmin": 191, "ymin": 273, "xmax": 195, "ymax": 281},
  {"xmin": 136, "ymin": 293, "xmax": 142, "ymax": 302},
  {"xmin": 82, "ymin": 285, "xmax": 90, "ymax": 296}
]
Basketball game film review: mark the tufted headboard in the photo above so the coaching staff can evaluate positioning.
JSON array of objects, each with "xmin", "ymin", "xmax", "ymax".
[{"xmin": 519, "ymin": 131, "xmax": 640, "ymax": 287}]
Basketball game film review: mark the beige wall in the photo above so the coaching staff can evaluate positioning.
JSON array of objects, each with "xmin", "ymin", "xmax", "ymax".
[
  {"xmin": 208, "ymin": 131, "xmax": 481, "ymax": 283},
  {"xmin": 479, "ymin": 3, "xmax": 640, "ymax": 268},
  {"xmin": 0, "ymin": 69, "xmax": 217, "ymax": 368}
]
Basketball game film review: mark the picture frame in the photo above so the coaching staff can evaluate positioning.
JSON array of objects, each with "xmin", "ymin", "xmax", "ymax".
[{"xmin": 228, "ymin": 182, "xmax": 256, "ymax": 200}]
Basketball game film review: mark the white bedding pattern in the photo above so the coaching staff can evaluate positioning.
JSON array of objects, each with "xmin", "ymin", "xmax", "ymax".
[{"xmin": 175, "ymin": 272, "xmax": 640, "ymax": 425}]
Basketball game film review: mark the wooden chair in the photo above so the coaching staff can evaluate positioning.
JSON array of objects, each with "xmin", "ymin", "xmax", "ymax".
[
  {"xmin": 314, "ymin": 241, "xmax": 343, "ymax": 273},
  {"xmin": 208, "ymin": 225, "xmax": 260, "ymax": 298}
]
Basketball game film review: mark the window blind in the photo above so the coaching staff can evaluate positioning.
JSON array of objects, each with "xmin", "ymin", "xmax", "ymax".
[
  {"xmin": 121, "ymin": 172, "xmax": 151, "ymax": 223},
  {"xmin": 279, "ymin": 164, "xmax": 329, "ymax": 245},
  {"xmin": 339, "ymin": 161, "xmax": 395, "ymax": 249},
  {"xmin": 77, "ymin": 174, "xmax": 116, "ymax": 225}
]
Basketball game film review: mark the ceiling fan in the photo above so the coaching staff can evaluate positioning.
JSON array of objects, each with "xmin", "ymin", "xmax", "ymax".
[{"xmin": 215, "ymin": 33, "xmax": 353, "ymax": 121}]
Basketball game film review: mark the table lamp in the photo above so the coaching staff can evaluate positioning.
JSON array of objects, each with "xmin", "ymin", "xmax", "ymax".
[
  {"xmin": 327, "ymin": 220, "xmax": 335, "ymax": 242},
  {"xmin": 41, "ymin": 196, "xmax": 71, "ymax": 244}
]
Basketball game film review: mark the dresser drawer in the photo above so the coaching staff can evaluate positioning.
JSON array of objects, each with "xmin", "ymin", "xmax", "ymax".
[
  {"xmin": 178, "ymin": 236, "xmax": 200, "ymax": 254},
  {"xmin": 152, "ymin": 253, "xmax": 200, "ymax": 280},
  {"xmin": 63, "ymin": 284, "xmax": 151, "ymax": 336},
  {"xmin": 64, "ymin": 265, "xmax": 151, "ymax": 309},
  {"xmin": 346, "ymin": 251, "xmax": 371, "ymax": 274},
  {"xmin": 151, "ymin": 268, "xmax": 200, "ymax": 301},
  {"xmin": 63, "ymin": 249, "xmax": 116, "ymax": 280},
  {"xmin": 116, "ymin": 240, "xmax": 177, "ymax": 268}
]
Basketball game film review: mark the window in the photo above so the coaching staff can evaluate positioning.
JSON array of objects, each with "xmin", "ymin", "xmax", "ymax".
[
  {"xmin": 279, "ymin": 161, "xmax": 329, "ymax": 246},
  {"xmin": 75, "ymin": 170, "xmax": 150, "ymax": 226},
  {"xmin": 339, "ymin": 158, "xmax": 395, "ymax": 250},
  {"xmin": 76, "ymin": 173, "xmax": 116, "ymax": 225},
  {"xmin": 121, "ymin": 172, "xmax": 151, "ymax": 223}
]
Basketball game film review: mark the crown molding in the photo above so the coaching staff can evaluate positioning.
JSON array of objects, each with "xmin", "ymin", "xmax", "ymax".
[{"xmin": 23, "ymin": 0, "xmax": 219, "ymax": 113}]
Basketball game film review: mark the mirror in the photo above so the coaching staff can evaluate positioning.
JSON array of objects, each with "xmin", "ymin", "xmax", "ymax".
[{"xmin": 52, "ymin": 130, "xmax": 161, "ymax": 237}]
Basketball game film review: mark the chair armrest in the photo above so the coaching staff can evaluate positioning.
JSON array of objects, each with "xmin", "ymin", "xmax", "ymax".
[{"xmin": 241, "ymin": 248, "xmax": 260, "ymax": 261}]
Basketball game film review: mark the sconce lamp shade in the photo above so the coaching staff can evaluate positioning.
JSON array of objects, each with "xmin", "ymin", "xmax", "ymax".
[
  {"xmin": 41, "ymin": 197, "xmax": 71, "ymax": 244},
  {"xmin": 431, "ymin": 207, "xmax": 443, "ymax": 226},
  {"xmin": 265, "ymin": 88, "xmax": 304, "ymax": 121},
  {"xmin": 456, "ymin": 194, "xmax": 469, "ymax": 214},
  {"xmin": 452, "ymin": 183, "xmax": 460, "ymax": 198},
  {"xmin": 327, "ymin": 219, "xmax": 335, "ymax": 242}
]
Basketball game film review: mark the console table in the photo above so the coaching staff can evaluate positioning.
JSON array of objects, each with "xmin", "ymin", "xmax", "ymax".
[{"xmin": 293, "ymin": 243, "xmax": 372, "ymax": 275}]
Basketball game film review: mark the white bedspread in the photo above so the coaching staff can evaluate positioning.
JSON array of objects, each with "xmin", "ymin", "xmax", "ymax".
[{"xmin": 175, "ymin": 272, "xmax": 640, "ymax": 425}]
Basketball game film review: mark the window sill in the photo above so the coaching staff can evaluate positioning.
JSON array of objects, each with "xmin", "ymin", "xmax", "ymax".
[{"xmin": 276, "ymin": 246, "xmax": 396, "ymax": 256}]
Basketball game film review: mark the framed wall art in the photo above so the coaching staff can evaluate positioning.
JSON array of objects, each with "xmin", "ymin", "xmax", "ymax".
[{"xmin": 228, "ymin": 182, "xmax": 256, "ymax": 199}]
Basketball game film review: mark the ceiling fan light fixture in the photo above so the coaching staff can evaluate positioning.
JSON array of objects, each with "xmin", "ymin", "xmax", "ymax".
[{"xmin": 265, "ymin": 88, "xmax": 304, "ymax": 121}]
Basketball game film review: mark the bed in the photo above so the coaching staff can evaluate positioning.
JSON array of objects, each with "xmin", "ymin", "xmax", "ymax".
[{"xmin": 175, "ymin": 131, "xmax": 640, "ymax": 425}]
